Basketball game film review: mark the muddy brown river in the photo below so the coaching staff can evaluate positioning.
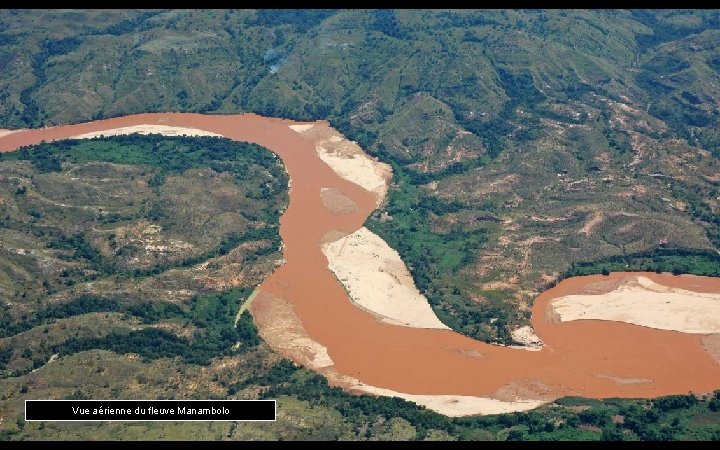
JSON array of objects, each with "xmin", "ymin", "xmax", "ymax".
[{"xmin": 2, "ymin": 113, "xmax": 719, "ymax": 410}]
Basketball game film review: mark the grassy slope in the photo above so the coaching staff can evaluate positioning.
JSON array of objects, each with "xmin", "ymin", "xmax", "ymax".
[{"xmin": 0, "ymin": 136, "xmax": 287, "ymax": 375}]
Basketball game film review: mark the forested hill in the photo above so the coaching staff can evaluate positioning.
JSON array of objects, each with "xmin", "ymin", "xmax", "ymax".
[
  {"xmin": 1, "ymin": 10, "xmax": 718, "ymax": 151},
  {"xmin": 2, "ymin": 9, "xmax": 720, "ymax": 343}
]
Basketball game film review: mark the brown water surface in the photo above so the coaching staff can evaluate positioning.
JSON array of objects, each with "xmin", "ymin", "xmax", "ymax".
[{"xmin": 2, "ymin": 113, "xmax": 718, "ymax": 402}]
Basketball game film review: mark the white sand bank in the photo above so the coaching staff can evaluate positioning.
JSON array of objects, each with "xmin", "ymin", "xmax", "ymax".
[
  {"xmin": 354, "ymin": 384, "xmax": 547, "ymax": 417},
  {"xmin": 510, "ymin": 325, "xmax": 544, "ymax": 351},
  {"xmin": 321, "ymin": 227, "xmax": 449, "ymax": 330},
  {"xmin": 70, "ymin": 125, "xmax": 222, "ymax": 139},
  {"xmin": 288, "ymin": 124, "xmax": 315, "ymax": 132},
  {"xmin": 288, "ymin": 123, "xmax": 392, "ymax": 205},
  {"xmin": 0, "ymin": 129, "xmax": 22, "ymax": 138},
  {"xmin": 549, "ymin": 275, "xmax": 720, "ymax": 333},
  {"xmin": 252, "ymin": 290, "xmax": 334, "ymax": 369}
]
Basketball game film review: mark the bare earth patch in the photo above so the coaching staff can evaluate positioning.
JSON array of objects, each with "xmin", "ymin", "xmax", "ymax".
[
  {"xmin": 580, "ymin": 212, "xmax": 604, "ymax": 235},
  {"xmin": 289, "ymin": 123, "xmax": 392, "ymax": 205},
  {"xmin": 549, "ymin": 275, "xmax": 720, "ymax": 334},
  {"xmin": 321, "ymin": 227, "xmax": 449, "ymax": 330}
]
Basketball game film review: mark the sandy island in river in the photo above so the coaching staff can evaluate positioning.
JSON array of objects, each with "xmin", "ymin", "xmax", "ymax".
[
  {"xmin": 549, "ymin": 275, "xmax": 720, "ymax": 334},
  {"xmin": 321, "ymin": 227, "xmax": 450, "ymax": 330}
]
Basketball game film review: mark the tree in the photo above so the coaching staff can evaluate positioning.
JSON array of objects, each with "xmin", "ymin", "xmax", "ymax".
[
  {"xmin": 506, "ymin": 430, "xmax": 525, "ymax": 441},
  {"xmin": 601, "ymin": 425, "xmax": 625, "ymax": 441},
  {"xmin": 710, "ymin": 398, "xmax": 720, "ymax": 412}
]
